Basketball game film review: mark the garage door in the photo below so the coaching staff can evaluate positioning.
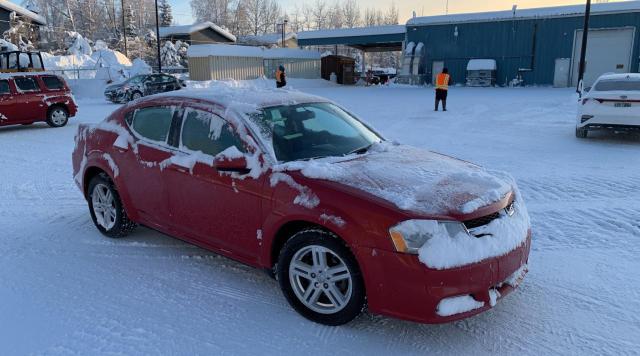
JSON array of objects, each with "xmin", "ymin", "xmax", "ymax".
[{"xmin": 571, "ymin": 27, "xmax": 635, "ymax": 86}]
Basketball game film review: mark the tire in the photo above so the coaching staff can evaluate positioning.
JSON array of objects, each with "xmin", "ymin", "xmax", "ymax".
[
  {"xmin": 46, "ymin": 106, "xmax": 69, "ymax": 127},
  {"xmin": 129, "ymin": 91, "xmax": 143, "ymax": 102},
  {"xmin": 576, "ymin": 127, "xmax": 588, "ymax": 138},
  {"xmin": 277, "ymin": 229, "xmax": 366, "ymax": 326},
  {"xmin": 87, "ymin": 173, "xmax": 137, "ymax": 238}
]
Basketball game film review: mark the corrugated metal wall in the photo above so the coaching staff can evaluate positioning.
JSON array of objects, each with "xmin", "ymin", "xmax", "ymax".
[
  {"xmin": 188, "ymin": 56, "xmax": 264, "ymax": 81},
  {"xmin": 264, "ymin": 59, "xmax": 321, "ymax": 79},
  {"xmin": 407, "ymin": 12, "xmax": 640, "ymax": 85}
]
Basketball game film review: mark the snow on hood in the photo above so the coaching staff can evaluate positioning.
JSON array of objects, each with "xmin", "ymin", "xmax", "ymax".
[{"xmin": 276, "ymin": 143, "xmax": 513, "ymax": 216}]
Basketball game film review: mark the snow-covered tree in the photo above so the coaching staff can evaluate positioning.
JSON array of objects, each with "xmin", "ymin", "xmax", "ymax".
[
  {"xmin": 160, "ymin": 41, "xmax": 181, "ymax": 68},
  {"xmin": 159, "ymin": 0, "xmax": 173, "ymax": 27},
  {"xmin": 175, "ymin": 40, "xmax": 190, "ymax": 67}
]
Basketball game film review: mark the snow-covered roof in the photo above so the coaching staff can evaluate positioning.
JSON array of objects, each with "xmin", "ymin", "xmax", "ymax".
[
  {"xmin": 0, "ymin": 0, "xmax": 46, "ymax": 25},
  {"xmin": 188, "ymin": 44, "xmax": 321, "ymax": 60},
  {"xmin": 154, "ymin": 86, "xmax": 329, "ymax": 111},
  {"xmin": 239, "ymin": 32, "xmax": 297, "ymax": 46},
  {"xmin": 297, "ymin": 25, "xmax": 405, "ymax": 40},
  {"xmin": 188, "ymin": 44, "xmax": 264, "ymax": 58},
  {"xmin": 467, "ymin": 59, "xmax": 497, "ymax": 71},
  {"xmin": 597, "ymin": 72, "xmax": 640, "ymax": 81},
  {"xmin": 159, "ymin": 22, "xmax": 236, "ymax": 42},
  {"xmin": 407, "ymin": 1, "xmax": 640, "ymax": 26}
]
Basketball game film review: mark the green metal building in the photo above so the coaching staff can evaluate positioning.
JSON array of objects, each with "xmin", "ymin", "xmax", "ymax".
[{"xmin": 405, "ymin": 1, "xmax": 640, "ymax": 87}]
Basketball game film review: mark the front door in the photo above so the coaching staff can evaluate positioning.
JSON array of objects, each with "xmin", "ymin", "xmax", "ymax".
[
  {"xmin": 0, "ymin": 79, "xmax": 16, "ymax": 125},
  {"xmin": 164, "ymin": 107, "xmax": 264, "ymax": 262},
  {"xmin": 115, "ymin": 104, "xmax": 180, "ymax": 228}
]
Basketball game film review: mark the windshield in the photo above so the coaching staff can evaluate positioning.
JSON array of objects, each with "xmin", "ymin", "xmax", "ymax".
[
  {"xmin": 594, "ymin": 78, "xmax": 640, "ymax": 91},
  {"xmin": 259, "ymin": 102, "xmax": 382, "ymax": 162}
]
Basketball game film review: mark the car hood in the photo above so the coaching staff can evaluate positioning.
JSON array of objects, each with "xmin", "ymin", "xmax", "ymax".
[
  {"xmin": 276, "ymin": 144, "xmax": 514, "ymax": 217},
  {"xmin": 105, "ymin": 83, "xmax": 124, "ymax": 91}
]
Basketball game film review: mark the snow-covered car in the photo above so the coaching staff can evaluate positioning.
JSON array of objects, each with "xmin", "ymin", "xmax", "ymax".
[
  {"xmin": 103, "ymin": 74, "xmax": 185, "ymax": 103},
  {"xmin": 0, "ymin": 73, "xmax": 77, "ymax": 127},
  {"xmin": 576, "ymin": 73, "xmax": 640, "ymax": 138},
  {"xmin": 72, "ymin": 88, "xmax": 531, "ymax": 326}
]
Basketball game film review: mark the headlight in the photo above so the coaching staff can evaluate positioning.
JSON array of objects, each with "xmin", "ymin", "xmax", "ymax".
[{"xmin": 389, "ymin": 220, "xmax": 469, "ymax": 254}]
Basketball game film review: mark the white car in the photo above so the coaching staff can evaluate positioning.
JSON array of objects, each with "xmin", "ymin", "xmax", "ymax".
[{"xmin": 576, "ymin": 73, "xmax": 640, "ymax": 138}]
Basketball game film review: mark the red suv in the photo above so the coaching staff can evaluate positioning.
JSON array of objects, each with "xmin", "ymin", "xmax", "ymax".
[
  {"xmin": 0, "ymin": 74, "xmax": 77, "ymax": 127},
  {"xmin": 72, "ymin": 89, "xmax": 531, "ymax": 326}
]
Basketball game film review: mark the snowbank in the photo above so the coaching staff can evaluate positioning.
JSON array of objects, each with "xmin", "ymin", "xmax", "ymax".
[{"xmin": 0, "ymin": 39, "xmax": 18, "ymax": 51}]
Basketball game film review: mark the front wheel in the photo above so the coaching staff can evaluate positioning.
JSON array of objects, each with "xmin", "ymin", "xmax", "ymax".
[
  {"xmin": 277, "ymin": 230, "xmax": 366, "ymax": 326},
  {"xmin": 87, "ymin": 173, "xmax": 137, "ymax": 238},
  {"xmin": 129, "ymin": 91, "xmax": 143, "ymax": 101},
  {"xmin": 46, "ymin": 106, "xmax": 69, "ymax": 127}
]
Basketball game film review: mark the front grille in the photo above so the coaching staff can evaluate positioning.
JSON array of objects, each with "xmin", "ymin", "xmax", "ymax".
[{"xmin": 463, "ymin": 212, "xmax": 500, "ymax": 230}]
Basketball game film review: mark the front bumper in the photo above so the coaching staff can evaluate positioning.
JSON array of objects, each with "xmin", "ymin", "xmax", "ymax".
[
  {"xmin": 104, "ymin": 91, "xmax": 127, "ymax": 103},
  {"xmin": 356, "ymin": 231, "xmax": 531, "ymax": 324}
]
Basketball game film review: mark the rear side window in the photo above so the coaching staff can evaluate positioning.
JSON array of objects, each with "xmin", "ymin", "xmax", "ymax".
[
  {"xmin": 594, "ymin": 79, "xmax": 640, "ymax": 91},
  {"xmin": 181, "ymin": 109, "xmax": 245, "ymax": 156},
  {"xmin": 130, "ymin": 106, "xmax": 175, "ymax": 143},
  {"xmin": 0, "ymin": 80, "xmax": 9, "ymax": 94},
  {"xmin": 14, "ymin": 77, "xmax": 40, "ymax": 92},
  {"xmin": 42, "ymin": 76, "xmax": 65, "ymax": 90}
]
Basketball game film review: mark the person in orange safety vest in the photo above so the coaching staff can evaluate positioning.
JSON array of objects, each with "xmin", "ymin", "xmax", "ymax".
[
  {"xmin": 276, "ymin": 65, "xmax": 287, "ymax": 88},
  {"xmin": 435, "ymin": 68, "xmax": 451, "ymax": 111}
]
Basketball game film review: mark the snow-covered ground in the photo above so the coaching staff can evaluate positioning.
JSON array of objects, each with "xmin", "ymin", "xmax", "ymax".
[{"xmin": 1, "ymin": 83, "xmax": 639, "ymax": 355}]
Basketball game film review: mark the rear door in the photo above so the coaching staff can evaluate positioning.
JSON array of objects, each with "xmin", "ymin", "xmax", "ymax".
[
  {"xmin": 115, "ymin": 103, "xmax": 182, "ymax": 228},
  {"xmin": 164, "ymin": 106, "xmax": 265, "ymax": 262},
  {"xmin": 0, "ymin": 79, "xmax": 16, "ymax": 124},
  {"xmin": 13, "ymin": 76, "xmax": 45, "ymax": 122}
]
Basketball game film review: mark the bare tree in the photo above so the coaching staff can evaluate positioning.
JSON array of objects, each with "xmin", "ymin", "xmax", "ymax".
[
  {"xmin": 311, "ymin": 0, "xmax": 328, "ymax": 30},
  {"xmin": 343, "ymin": 0, "xmax": 361, "ymax": 28},
  {"xmin": 327, "ymin": 1, "xmax": 344, "ymax": 29}
]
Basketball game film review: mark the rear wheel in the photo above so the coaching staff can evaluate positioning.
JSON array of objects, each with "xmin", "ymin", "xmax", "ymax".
[
  {"xmin": 87, "ymin": 173, "xmax": 137, "ymax": 238},
  {"xmin": 575, "ymin": 127, "xmax": 588, "ymax": 138},
  {"xmin": 46, "ymin": 106, "xmax": 69, "ymax": 127},
  {"xmin": 277, "ymin": 230, "xmax": 366, "ymax": 326}
]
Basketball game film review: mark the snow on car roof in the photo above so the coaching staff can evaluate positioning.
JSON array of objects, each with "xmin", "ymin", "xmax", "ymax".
[
  {"xmin": 596, "ymin": 73, "xmax": 640, "ymax": 81},
  {"xmin": 407, "ymin": 1, "xmax": 640, "ymax": 26},
  {"xmin": 0, "ymin": 72, "xmax": 61, "ymax": 80},
  {"xmin": 159, "ymin": 22, "xmax": 237, "ymax": 42},
  {"xmin": 152, "ymin": 85, "xmax": 329, "ymax": 110}
]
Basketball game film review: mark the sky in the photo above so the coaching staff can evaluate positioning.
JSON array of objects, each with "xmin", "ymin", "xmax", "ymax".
[{"xmin": 169, "ymin": 0, "xmax": 605, "ymax": 26}]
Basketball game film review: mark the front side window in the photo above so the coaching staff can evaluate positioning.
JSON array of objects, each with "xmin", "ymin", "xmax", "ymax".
[
  {"xmin": 126, "ymin": 76, "xmax": 145, "ymax": 85},
  {"xmin": 181, "ymin": 109, "xmax": 245, "ymax": 156},
  {"xmin": 130, "ymin": 106, "xmax": 175, "ymax": 143},
  {"xmin": 42, "ymin": 76, "xmax": 65, "ymax": 90},
  {"xmin": 594, "ymin": 78, "xmax": 640, "ymax": 91},
  {"xmin": 0, "ymin": 80, "xmax": 9, "ymax": 95},
  {"xmin": 14, "ymin": 77, "xmax": 40, "ymax": 92},
  {"xmin": 260, "ymin": 102, "xmax": 382, "ymax": 162}
]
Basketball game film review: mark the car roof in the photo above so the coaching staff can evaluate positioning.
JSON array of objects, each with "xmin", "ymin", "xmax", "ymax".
[
  {"xmin": 0, "ymin": 72, "xmax": 60, "ymax": 80},
  {"xmin": 596, "ymin": 73, "xmax": 640, "ymax": 81},
  {"xmin": 149, "ymin": 86, "xmax": 330, "ymax": 110}
]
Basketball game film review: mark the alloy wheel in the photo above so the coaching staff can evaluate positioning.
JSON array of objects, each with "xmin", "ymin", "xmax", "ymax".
[
  {"xmin": 289, "ymin": 245, "xmax": 353, "ymax": 314},
  {"xmin": 91, "ymin": 183, "xmax": 117, "ymax": 230},
  {"xmin": 50, "ymin": 109, "xmax": 67, "ymax": 126}
]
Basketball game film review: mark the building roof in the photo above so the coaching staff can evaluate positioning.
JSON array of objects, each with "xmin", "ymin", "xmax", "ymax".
[
  {"xmin": 297, "ymin": 25, "xmax": 405, "ymax": 40},
  {"xmin": 407, "ymin": 1, "xmax": 640, "ymax": 26},
  {"xmin": 0, "ymin": 0, "xmax": 46, "ymax": 25},
  {"xmin": 187, "ymin": 44, "xmax": 321, "ymax": 60},
  {"xmin": 239, "ymin": 32, "xmax": 297, "ymax": 46},
  {"xmin": 159, "ymin": 22, "xmax": 236, "ymax": 42}
]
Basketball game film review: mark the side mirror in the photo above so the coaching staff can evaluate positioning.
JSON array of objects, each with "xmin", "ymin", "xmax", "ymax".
[{"xmin": 215, "ymin": 155, "xmax": 250, "ymax": 175}]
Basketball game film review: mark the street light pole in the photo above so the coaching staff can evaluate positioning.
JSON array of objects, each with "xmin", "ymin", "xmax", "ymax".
[
  {"xmin": 121, "ymin": 0, "xmax": 128, "ymax": 57},
  {"xmin": 577, "ymin": 0, "xmax": 591, "ymax": 93},
  {"xmin": 154, "ymin": 0, "xmax": 162, "ymax": 73},
  {"xmin": 282, "ymin": 19, "xmax": 288, "ymax": 48}
]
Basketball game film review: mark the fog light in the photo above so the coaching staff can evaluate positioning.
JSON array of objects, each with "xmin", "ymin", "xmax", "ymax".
[{"xmin": 581, "ymin": 115, "xmax": 593, "ymax": 123}]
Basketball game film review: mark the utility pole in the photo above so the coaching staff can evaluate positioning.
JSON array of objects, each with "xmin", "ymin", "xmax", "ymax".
[
  {"xmin": 121, "ymin": 0, "xmax": 128, "ymax": 57},
  {"xmin": 282, "ymin": 19, "xmax": 288, "ymax": 48},
  {"xmin": 577, "ymin": 0, "xmax": 591, "ymax": 93},
  {"xmin": 154, "ymin": 0, "xmax": 162, "ymax": 72}
]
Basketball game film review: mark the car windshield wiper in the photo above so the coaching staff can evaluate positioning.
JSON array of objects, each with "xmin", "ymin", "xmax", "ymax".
[{"xmin": 347, "ymin": 142, "xmax": 375, "ymax": 156}]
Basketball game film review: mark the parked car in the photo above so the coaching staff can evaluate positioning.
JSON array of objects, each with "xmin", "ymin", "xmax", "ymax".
[
  {"xmin": 576, "ymin": 73, "xmax": 640, "ymax": 138},
  {"xmin": 0, "ymin": 73, "xmax": 77, "ymax": 127},
  {"xmin": 72, "ymin": 89, "xmax": 531, "ymax": 326},
  {"xmin": 103, "ymin": 74, "xmax": 186, "ymax": 103}
]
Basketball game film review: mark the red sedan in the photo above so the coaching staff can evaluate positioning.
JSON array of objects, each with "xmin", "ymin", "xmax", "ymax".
[{"xmin": 72, "ymin": 89, "xmax": 530, "ymax": 326}]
